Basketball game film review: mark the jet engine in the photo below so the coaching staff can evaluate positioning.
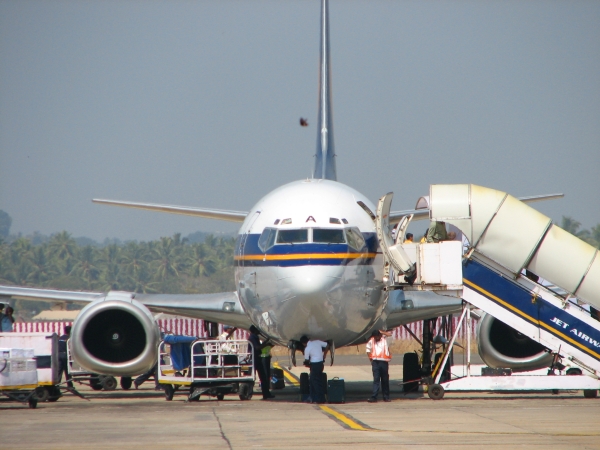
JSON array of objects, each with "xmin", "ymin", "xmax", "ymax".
[
  {"xmin": 477, "ymin": 313, "xmax": 553, "ymax": 372},
  {"xmin": 70, "ymin": 292, "xmax": 160, "ymax": 376}
]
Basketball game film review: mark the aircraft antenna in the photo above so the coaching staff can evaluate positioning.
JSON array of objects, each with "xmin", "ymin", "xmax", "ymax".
[{"xmin": 312, "ymin": 0, "xmax": 337, "ymax": 181}]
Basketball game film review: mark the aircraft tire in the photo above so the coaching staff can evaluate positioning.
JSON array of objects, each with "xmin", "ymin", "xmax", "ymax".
[
  {"xmin": 403, "ymin": 353, "xmax": 420, "ymax": 393},
  {"xmin": 217, "ymin": 393, "xmax": 225, "ymax": 401},
  {"xmin": 427, "ymin": 384, "xmax": 445, "ymax": 400},
  {"xmin": 28, "ymin": 397, "xmax": 38, "ymax": 409}
]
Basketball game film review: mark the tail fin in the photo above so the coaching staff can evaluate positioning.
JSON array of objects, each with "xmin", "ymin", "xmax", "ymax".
[{"xmin": 313, "ymin": 0, "xmax": 337, "ymax": 181}]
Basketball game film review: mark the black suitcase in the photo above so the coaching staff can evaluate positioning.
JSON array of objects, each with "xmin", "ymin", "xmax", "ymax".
[
  {"xmin": 327, "ymin": 377, "xmax": 345, "ymax": 403},
  {"xmin": 299, "ymin": 372, "xmax": 310, "ymax": 401},
  {"xmin": 270, "ymin": 367, "xmax": 285, "ymax": 389}
]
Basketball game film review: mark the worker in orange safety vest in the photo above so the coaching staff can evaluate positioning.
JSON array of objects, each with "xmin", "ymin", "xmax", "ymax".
[{"xmin": 366, "ymin": 330, "xmax": 392, "ymax": 403}]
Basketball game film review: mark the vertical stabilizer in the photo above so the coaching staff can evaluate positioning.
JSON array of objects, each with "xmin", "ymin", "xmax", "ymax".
[{"xmin": 313, "ymin": 0, "xmax": 337, "ymax": 180}]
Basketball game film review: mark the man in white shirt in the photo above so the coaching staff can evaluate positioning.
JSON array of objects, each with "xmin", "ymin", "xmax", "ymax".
[
  {"xmin": 300, "ymin": 335, "xmax": 328, "ymax": 403},
  {"xmin": 366, "ymin": 330, "xmax": 392, "ymax": 403}
]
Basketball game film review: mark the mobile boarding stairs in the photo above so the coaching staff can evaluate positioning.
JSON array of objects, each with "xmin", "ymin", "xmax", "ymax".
[{"xmin": 377, "ymin": 184, "xmax": 600, "ymax": 399}]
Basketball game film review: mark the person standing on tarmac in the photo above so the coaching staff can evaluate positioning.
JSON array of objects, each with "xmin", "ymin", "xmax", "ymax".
[
  {"xmin": 248, "ymin": 325, "xmax": 275, "ymax": 400},
  {"xmin": 366, "ymin": 330, "xmax": 392, "ymax": 403},
  {"xmin": 301, "ymin": 335, "xmax": 328, "ymax": 404},
  {"xmin": 58, "ymin": 326, "xmax": 74, "ymax": 388}
]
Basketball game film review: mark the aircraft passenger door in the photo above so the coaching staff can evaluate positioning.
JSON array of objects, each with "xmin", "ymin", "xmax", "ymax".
[
  {"xmin": 238, "ymin": 212, "xmax": 261, "ymax": 308},
  {"xmin": 240, "ymin": 211, "xmax": 261, "ymax": 268}
]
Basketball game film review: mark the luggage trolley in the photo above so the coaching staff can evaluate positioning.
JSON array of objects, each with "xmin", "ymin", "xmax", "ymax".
[{"xmin": 158, "ymin": 336, "xmax": 255, "ymax": 402}]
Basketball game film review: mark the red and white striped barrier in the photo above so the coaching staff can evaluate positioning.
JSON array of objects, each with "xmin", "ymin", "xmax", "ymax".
[
  {"xmin": 14, "ymin": 317, "xmax": 476, "ymax": 340},
  {"xmin": 13, "ymin": 321, "xmax": 73, "ymax": 336}
]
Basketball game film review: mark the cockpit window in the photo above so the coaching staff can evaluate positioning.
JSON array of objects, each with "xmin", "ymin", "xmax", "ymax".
[
  {"xmin": 276, "ymin": 229, "xmax": 308, "ymax": 244},
  {"xmin": 258, "ymin": 228, "xmax": 277, "ymax": 252},
  {"xmin": 313, "ymin": 228, "xmax": 346, "ymax": 244},
  {"xmin": 345, "ymin": 227, "xmax": 366, "ymax": 251}
]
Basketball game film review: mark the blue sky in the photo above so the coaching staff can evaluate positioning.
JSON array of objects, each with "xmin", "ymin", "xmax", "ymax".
[{"xmin": 1, "ymin": 1, "xmax": 598, "ymax": 241}]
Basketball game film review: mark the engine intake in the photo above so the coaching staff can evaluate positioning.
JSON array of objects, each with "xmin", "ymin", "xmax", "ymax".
[
  {"xmin": 71, "ymin": 293, "xmax": 160, "ymax": 376},
  {"xmin": 477, "ymin": 313, "xmax": 553, "ymax": 372}
]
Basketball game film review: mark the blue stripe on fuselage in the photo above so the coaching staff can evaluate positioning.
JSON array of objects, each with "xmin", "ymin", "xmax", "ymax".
[{"xmin": 235, "ymin": 232, "xmax": 379, "ymax": 267}]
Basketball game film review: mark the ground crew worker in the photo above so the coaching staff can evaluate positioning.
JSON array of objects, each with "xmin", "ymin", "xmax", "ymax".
[
  {"xmin": 301, "ymin": 335, "xmax": 328, "ymax": 403},
  {"xmin": 404, "ymin": 233, "xmax": 414, "ymax": 244},
  {"xmin": 248, "ymin": 325, "xmax": 275, "ymax": 400},
  {"xmin": 58, "ymin": 326, "xmax": 74, "ymax": 388},
  {"xmin": 366, "ymin": 330, "xmax": 392, "ymax": 403},
  {"xmin": 261, "ymin": 342, "xmax": 272, "ymax": 381}
]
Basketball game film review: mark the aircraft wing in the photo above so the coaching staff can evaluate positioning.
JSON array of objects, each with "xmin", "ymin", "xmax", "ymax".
[
  {"xmin": 92, "ymin": 199, "xmax": 248, "ymax": 223},
  {"xmin": 389, "ymin": 193, "xmax": 564, "ymax": 224},
  {"xmin": 0, "ymin": 285, "xmax": 252, "ymax": 329}
]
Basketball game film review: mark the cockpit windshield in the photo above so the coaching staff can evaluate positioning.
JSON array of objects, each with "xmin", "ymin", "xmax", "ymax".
[
  {"xmin": 257, "ymin": 226, "xmax": 364, "ymax": 252},
  {"xmin": 258, "ymin": 228, "xmax": 277, "ymax": 252},
  {"xmin": 276, "ymin": 229, "xmax": 309, "ymax": 244},
  {"xmin": 313, "ymin": 228, "xmax": 346, "ymax": 244},
  {"xmin": 345, "ymin": 227, "xmax": 366, "ymax": 251}
]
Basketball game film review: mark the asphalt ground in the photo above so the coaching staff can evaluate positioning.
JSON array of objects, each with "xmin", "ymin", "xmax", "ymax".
[{"xmin": 1, "ymin": 363, "xmax": 599, "ymax": 449}]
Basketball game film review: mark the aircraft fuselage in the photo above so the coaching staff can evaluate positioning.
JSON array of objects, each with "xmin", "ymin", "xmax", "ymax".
[{"xmin": 234, "ymin": 179, "xmax": 385, "ymax": 347}]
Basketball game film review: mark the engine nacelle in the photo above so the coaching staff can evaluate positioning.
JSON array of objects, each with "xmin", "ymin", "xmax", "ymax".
[
  {"xmin": 477, "ymin": 313, "xmax": 553, "ymax": 372},
  {"xmin": 71, "ymin": 292, "xmax": 160, "ymax": 376}
]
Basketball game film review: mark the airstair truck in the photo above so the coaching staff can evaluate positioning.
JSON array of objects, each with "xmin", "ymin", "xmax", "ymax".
[{"xmin": 377, "ymin": 184, "xmax": 600, "ymax": 399}]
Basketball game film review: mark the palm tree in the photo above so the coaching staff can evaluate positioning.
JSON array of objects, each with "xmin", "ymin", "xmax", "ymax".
[
  {"xmin": 152, "ymin": 237, "xmax": 181, "ymax": 281},
  {"xmin": 70, "ymin": 246, "xmax": 100, "ymax": 289},
  {"xmin": 120, "ymin": 241, "xmax": 150, "ymax": 280},
  {"xmin": 47, "ymin": 231, "xmax": 78, "ymax": 275},
  {"xmin": 187, "ymin": 243, "xmax": 217, "ymax": 277},
  {"xmin": 561, "ymin": 216, "xmax": 583, "ymax": 237},
  {"xmin": 26, "ymin": 246, "xmax": 53, "ymax": 286}
]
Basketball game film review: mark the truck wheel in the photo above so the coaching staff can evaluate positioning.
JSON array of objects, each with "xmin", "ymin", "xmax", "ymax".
[
  {"xmin": 33, "ymin": 387, "xmax": 49, "ymax": 402},
  {"xmin": 217, "ymin": 393, "xmax": 225, "ymax": 401},
  {"xmin": 428, "ymin": 384, "xmax": 445, "ymax": 400},
  {"xmin": 583, "ymin": 389, "xmax": 598, "ymax": 399},
  {"xmin": 90, "ymin": 375, "xmax": 103, "ymax": 390},
  {"xmin": 164, "ymin": 384, "xmax": 174, "ymax": 401},
  {"xmin": 120, "ymin": 377, "xmax": 133, "ymax": 390},
  {"xmin": 239, "ymin": 382, "xmax": 253, "ymax": 400},
  {"xmin": 47, "ymin": 386, "xmax": 61, "ymax": 402},
  {"xmin": 102, "ymin": 376, "xmax": 117, "ymax": 391}
]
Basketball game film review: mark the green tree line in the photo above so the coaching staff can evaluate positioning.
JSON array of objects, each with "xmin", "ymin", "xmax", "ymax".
[
  {"xmin": 0, "ymin": 231, "xmax": 236, "ymax": 295},
  {"xmin": 559, "ymin": 217, "xmax": 600, "ymax": 249},
  {"xmin": 0, "ymin": 215, "xmax": 597, "ymax": 297}
]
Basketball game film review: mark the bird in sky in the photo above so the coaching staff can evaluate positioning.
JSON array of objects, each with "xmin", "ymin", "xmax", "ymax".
[{"xmin": 300, "ymin": 118, "xmax": 308, "ymax": 127}]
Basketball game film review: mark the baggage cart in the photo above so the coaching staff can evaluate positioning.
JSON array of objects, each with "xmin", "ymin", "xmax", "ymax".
[
  {"xmin": 0, "ymin": 332, "xmax": 67, "ymax": 406},
  {"xmin": 158, "ymin": 336, "xmax": 255, "ymax": 402},
  {"xmin": 0, "ymin": 335, "xmax": 42, "ymax": 408}
]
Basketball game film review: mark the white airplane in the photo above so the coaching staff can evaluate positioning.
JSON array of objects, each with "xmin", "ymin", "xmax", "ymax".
[{"xmin": 0, "ymin": 0, "xmax": 562, "ymax": 377}]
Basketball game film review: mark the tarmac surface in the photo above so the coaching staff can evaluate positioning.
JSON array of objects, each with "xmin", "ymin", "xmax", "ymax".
[{"xmin": 1, "ymin": 359, "xmax": 599, "ymax": 449}]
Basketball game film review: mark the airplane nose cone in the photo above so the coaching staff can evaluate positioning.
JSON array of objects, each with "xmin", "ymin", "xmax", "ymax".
[{"xmin": 282, "ymin": 266, "xmax": 344, "ymax": 296}]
